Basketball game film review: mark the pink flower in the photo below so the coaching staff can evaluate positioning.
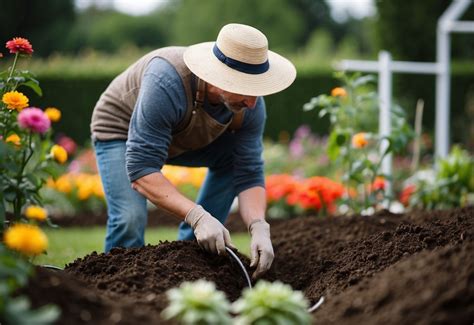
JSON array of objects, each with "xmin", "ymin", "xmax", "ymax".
[
  {"xmin": 17, "ymin": 108, "xmax": 51, "ymax": 134},
  {"xmin": 57, "ymin": 135, "xmax": 77, "ymax": 155},
  {"xmin": 6, "ymin": 37, "xmax": 34, "ymax": 55}
]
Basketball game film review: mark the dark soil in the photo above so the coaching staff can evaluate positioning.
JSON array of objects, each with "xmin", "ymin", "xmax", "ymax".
[{"xmin": 22, "ymin": 206, "xmax": 473, "ymax": 324}]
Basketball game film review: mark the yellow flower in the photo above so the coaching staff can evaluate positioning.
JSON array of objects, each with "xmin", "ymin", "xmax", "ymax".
[
  {"xmin": 55, "ymin": 175, "xmax": 73, "ymax": 193},
  {"xmin": 4, "ymin": 224, "xmax": 48, "ymax": 256},
  {"xmin": 44, "ymin": 107, "xmax": 61, "ymax": 122},
  {"xmin": 331, "ymin": 87, "xmax": 347, "ymax": 98},
  {"xmin": 50, "ymin": 144, "xmax": 68, "ymax": 164},
  {"xmin": 2, "ymin": 91, "xmax": 29, "ymax": 111},
  {"xmin": 24, "ymin": 205, "xmax": 48, "ymax": 221},
  {"xmin": 352, "ymin": 132, "xmax": 369, "ymax": 148},
  {"xmin": 6, "ymin": 133, "xmax": 21, "ymax": 146}
]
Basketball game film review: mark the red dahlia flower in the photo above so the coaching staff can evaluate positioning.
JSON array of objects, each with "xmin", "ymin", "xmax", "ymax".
[{"xmin": 6, "ymin": 37, "xmax": 33, "ymax": 55}]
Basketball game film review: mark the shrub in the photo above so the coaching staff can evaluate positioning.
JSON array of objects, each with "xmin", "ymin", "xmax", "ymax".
[{"xmin": 403, "ymin": 146, "xmax": 474, "ymax": 209}]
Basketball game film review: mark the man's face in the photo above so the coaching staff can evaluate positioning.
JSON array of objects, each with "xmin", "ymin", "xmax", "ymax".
[{"xmin": 216, "ymin": 88, "xmax": 258, "ymax": 113}]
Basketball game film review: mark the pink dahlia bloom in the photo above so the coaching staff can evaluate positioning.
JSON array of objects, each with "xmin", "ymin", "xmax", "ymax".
[{"xmin": 18, "ymin": 107, "xmax": 51, "ymax": 134}]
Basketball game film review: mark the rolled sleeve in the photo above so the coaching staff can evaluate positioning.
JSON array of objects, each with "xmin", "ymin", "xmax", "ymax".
[
  {"xmin": 233, "ymin": 97, "xmax": 266, "ymax": 193},
  {"xmin": 126, "ymin": 59, "xmax": 186, "ymax": 182}
]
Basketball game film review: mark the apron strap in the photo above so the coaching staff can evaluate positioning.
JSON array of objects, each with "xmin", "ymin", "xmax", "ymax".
[
  {"xmin": 229, "ymin": 110, "xmax": 245, "ymax": 131},
  {"xmin": 194, "ymin": 77, "xmax": 206, "ymax": 109}
]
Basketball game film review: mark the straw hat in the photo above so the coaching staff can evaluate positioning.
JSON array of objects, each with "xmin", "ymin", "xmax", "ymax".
[{"xmin": 183, "ymin": 23, "xmax": 296, "ymax": 97}]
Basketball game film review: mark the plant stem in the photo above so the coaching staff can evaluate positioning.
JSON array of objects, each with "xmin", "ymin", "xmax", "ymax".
[
  {"xmin": 13, "ymin": 131, "xmax": 33, "ymax": 219},
  {"xmin": 8, "ymin": 53, "xmax": 19, "ymax": 82}
]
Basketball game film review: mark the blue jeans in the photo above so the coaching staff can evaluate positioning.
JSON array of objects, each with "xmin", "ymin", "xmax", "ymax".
[{"xmin": 94, "ymin": 132, "xmax": 237, "ymax": 252}]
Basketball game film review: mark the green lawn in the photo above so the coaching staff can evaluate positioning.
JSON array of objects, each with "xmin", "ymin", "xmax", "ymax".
[{"xmin": 34, "ymin": 227, "xmax": 251, "ymax": 268}]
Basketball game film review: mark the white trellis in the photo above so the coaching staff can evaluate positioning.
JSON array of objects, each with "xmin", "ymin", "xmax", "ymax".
[{"xmin": 336, "ymin": 0, "xmax": 474, "ymax": 196}]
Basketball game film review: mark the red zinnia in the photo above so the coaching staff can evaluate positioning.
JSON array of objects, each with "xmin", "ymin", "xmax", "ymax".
[{"xmin": 6, "ymin": 37, "xmax": 33, "ymax": 55}]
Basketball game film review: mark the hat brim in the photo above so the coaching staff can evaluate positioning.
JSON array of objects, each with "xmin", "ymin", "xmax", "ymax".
[{"xmin": 184, "ymin": 42, "xmax": 296, "ymax": 96}]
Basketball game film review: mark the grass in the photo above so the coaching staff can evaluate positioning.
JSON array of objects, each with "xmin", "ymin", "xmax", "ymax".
[{"xmin": 34, "ymin": 226, "xmax": 251, "ymax": 268}]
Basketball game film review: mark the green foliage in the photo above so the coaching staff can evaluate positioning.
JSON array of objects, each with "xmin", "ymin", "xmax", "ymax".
[
  {"xmin": 233, "ymin": 281, "xmax": 311, "ymax": 325},
  {"xmin": 407, "ymin": 146, "xmax": 474, "ymax": 209},
  {"xmin": 0, "ymin": 0, "xmax": 76, "ymax": 57},
  {"xmin": 166, "ymin": 0, "xmax": 304, "ymax": 53},
  {"xmin": 305, "ymin": 72, "xmax": 413, "ymax": 214},
  {"xmin": 0, "ymin": 50, "xmax": 63, "ymax": 223},
  {"xmin": 162, "ymin": 280, "xmax": 232, "ymax": 325},
  {"xmin": 1, "ymin": 38, "xmax": 60, "ymax": 324},
  {"xmin": 0, "ymin": 244, "xmax": 60, "ymax": 324},
  {"xmin": 375, "ymin": 1, "xmax": 474, "ymax": 61},
  {"xmin": 63, "ymin": 9, "xmax": 168, "ymax": 54}
]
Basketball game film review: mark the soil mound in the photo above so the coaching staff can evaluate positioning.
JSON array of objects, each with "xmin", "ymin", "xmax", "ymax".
[
  {"xmin": 66, "ymin": 241, "xmax": 251, "ymax": 304},
  {"xmin": 20, "ymin": 207, "xmax": 473, "ymax": 324}
]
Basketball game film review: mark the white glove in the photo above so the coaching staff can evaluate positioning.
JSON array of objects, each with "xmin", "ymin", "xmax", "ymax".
[
  {"xmin": 249, "ymin": 219, "xmax": 274, "ymax": 279},
  {"xmin": 185, "ymin": 205, "xmax": 235, "ymax": 255}
]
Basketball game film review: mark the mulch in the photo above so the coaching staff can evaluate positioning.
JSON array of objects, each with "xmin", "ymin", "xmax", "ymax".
[{"xmin": 18, "ymin": 206, "xmax": 474, "ymax": 324}]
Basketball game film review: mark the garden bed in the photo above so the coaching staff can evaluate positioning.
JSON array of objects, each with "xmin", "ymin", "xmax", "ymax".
[{"xmin": 22, "ymin": 206, "xmax": 473, "ymax": 324}]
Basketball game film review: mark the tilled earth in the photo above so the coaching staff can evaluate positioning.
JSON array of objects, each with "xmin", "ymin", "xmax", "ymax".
[{"xmin": 21, "ymin": 206, "xmax": 473, "ymax": 324}]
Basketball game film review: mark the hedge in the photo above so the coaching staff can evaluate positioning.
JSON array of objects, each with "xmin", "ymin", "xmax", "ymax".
[{"xmin": 21, "ymin": 70, "xmax": 473, "ymax": 147}]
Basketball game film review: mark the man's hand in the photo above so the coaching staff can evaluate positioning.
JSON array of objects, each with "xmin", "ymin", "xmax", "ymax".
[
  {"xmin": 249, "ymin": 219, "xmax": 274, "ymax": 279},
  {"xmin": 185, "ymin": 205, "xmax": 235, "ymax": 255}
]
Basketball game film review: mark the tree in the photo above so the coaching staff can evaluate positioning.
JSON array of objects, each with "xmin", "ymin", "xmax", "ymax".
[
  {"xmin": 0, "ymin": 0, "xmax": 76, "ymax": 57},
  {"xmin": 375, "ymin": 0, "xmax": 474, "ymax": 61}
]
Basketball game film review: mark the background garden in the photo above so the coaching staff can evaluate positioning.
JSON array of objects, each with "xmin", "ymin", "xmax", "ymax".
[{"xmin": 1, "ymin": 0, "xmax": 473, "ymax": 324}]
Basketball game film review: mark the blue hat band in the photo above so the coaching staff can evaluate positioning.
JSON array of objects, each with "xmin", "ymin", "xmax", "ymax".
[{"xmin": 213, "ymin": 44, "xmax": 269, "ymax": 75}]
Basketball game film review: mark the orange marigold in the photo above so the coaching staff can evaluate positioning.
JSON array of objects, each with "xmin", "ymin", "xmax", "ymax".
[
  {"xmin": 50, "ymin": 144, "xmax": 68, "ymax": 164},
  {"xmin": 6, "ymin": 37, "xmax": 33, "ymax": 55},
  {"xmin": 331, "ymin": 87, "xmax": 347, "ymax": 97},
  {"xmin": 2, "ymin": 91, "xmax": 29, "ymax": 111},
  {"xmin": 44, "ymin": 107, "xmax": 61, "ymax": 122},
  {"xmin": 5, "ymin": 133, "xmax": 21, "ymax": 146},
  {"xmin": 4, "ymin": 223, "xmax": 48, "ymax": 256},
  {"xmin": 352, "ymin": 132, "xmax": 368, "ymax": 148},
  {"xmin": 25, "ymin": 205, "xmax": 48, "ymax": 221},
  {"xmin": 265, "ymin": 174, "xmax": 298, "ymax": 203}
]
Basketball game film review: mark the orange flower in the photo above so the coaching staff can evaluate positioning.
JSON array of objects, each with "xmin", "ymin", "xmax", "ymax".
[
  {"xmin": 5, "ymin": 133, "xmax": 21, "ymax": 146},
  {"xmin": 352, "ymin": 132, "xmax": 368, "ymax": 148},
  {"xmin": 6, "ymin": 37, "xmax": 33, "ymax": 55},
  {"xmin": 50, "ymin": 145, "xmax": 68, "ymax": 164},
  {"xmin": 2, "ymin": 91, "xmax": 29, "ymax": 111},
  {"xmin": 400, "ymin": 184, "xmax": 416, "ymax": 206},
  {"xmin": 286, "ymin": 176, "xmax": 344, "ymax": 214},
  {"xmin": 44, "ymin": 107, "xmax": 61, "ymax": 122},
  {"xmin": 265, "ymin": 174, "xmax": 298, "ymax": 203},
  {"xmin": 331, "ymin": 87, "xmax": 347, "ymax": 97},
  {"xmin": 371, "ymin": 176, "xmax": 386, "ymax": 192},
  {"xmin": 25, "ymin": 205, "xmax": 48, "ymax": 221},
  {"xmin": 4, "ymin": 223, "xmax": 48, "ymax": 256}
]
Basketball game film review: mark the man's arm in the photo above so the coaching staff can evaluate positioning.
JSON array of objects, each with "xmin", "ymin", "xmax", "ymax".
[
  {"xmin": 131, "ymin": 172, "xmax": 195, "ymax": 218},
  {"xmin": 238, "ymin": 186, "xmax": 266, "ymax": 227},
  {"xmin": 132, "ymin": 172, "xmax": 235, "ymax": 255},
  {"xmin": 239, "ymin": 186, "xmax": 274, "ymax": 279}
]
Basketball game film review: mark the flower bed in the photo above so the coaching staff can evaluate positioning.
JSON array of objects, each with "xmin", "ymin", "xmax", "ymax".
[{"xmin": 19, "ymin": 206, "xmax": 473, "ymax": 324}]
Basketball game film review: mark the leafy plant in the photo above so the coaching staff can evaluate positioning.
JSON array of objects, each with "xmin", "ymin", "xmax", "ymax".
[
  {"xmin": 1, "ymin": 37, "xmax": 61, "ymax": 324},
  {"xmin": 405, "ymin": 146, "xmax": 474, "ymax": 209},
  {"xmin": 161, "ymin": 280, "xmax": 232, "ymax": 325},
  {"xmin": 233, "ymin": 281, "xmax": 311, "ymax": 325},
  {"xmin": 304, "ymin": 72, "xmax": 413, "ymax": 214}
]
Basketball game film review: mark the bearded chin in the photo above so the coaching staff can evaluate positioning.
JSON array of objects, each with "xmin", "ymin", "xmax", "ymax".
[{"xmin": 223, "ymin": 101, "xmax": 246, "ymax": 113}]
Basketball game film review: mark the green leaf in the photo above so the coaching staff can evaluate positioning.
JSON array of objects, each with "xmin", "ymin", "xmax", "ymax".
[
  {"xmin": 5, "ymin": 296, "xmax": 60, "ymax": 325},
  {"xmin": 21, "ymin": 80, "xmax": 43, "ymax": 97}
]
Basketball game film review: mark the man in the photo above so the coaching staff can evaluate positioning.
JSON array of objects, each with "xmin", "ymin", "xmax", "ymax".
[{"xmin": 91, "ymin": 23, "xmax": 296, "ymax": 279}]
